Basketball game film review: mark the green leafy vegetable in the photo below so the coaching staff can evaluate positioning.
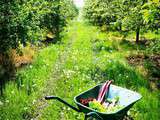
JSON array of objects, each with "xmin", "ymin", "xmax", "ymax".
[
  {"xmin": 89, "ymin": 97, "xmax": 123, "ymax": 113},
  {"xmin": 89, "ymin": 99, "xmax": 106, "ymax": 112}
]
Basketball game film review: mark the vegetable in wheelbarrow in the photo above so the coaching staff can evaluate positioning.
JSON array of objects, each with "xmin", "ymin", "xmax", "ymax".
[
  {"xmin": 89, "ymin": 99, "xmax": 106, "ymax": 112},
  {"xmin": 97, "ymin": 80, "xmax": 112, "ymax": 104},
  {"xmin": 80, "ymin": 80, "xmax": 112, "ymax": 107},
  {"xmin": 45, "ymin": 81, "xmax": 142, "ymax": 120},
  {"xmin": 80, "ymin": 80, "xmax": 124, "ymax": 113},
  {"xmin": 89, "ymin": 97, "xmax": 123, "ymax": 113}
]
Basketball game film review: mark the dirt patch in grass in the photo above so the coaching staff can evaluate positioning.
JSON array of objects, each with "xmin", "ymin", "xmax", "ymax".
[
  {"xmin": 126, "ymin": 54, "xmax": 160, "ymax": 90},
  {"xmin": 127, "ymin": 54, "xmax": 146, "ymax": 65}
]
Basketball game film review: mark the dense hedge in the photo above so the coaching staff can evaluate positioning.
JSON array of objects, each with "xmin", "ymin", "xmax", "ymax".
[{"xmin": 0, "ymin": 0, "xmax": 78, "ymax": 53}]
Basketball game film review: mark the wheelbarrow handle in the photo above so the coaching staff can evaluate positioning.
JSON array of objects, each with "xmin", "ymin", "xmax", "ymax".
[
  {"xmin": 45, "ymin": 96, "xmax": 57, "ymax": 100},
  {"xmin": 45, "ymin": 96, "xmax": 80, "ymax": 112},
  {"xmin": 85, "ymin": 112, "xmax": 103, "ymax": 120}
]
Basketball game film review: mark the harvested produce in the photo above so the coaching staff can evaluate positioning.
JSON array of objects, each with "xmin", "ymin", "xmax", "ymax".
[
  {"xmin": 89, "ymin": 99, "xmax": 106, "ymax": 112},
  {"xmin": 80, "ymin": 97, "xmax": 94, "ymax": 106},
  {"xmin": 89, "ymin": 97, "xmax": 123, "ymax": 113},
  {"xmin": 97, "ymin": 80, "xmax": 112, "ymax": 104},
  {"xmin": 80, "ymin": 81, "xmax": 123, "ymax": 113}
]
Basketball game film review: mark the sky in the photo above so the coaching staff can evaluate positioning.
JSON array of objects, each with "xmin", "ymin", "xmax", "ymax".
[{"xmin": 73, "ymin": 0, "xmax": 84, "ymax": 8}]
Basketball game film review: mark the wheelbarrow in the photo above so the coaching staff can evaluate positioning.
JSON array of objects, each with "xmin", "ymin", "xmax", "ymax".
[{"xmin": 45, "ymin": 84, "xmax": 142, "ymax": 120}]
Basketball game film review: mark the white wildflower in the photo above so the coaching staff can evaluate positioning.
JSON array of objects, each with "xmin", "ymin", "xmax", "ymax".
[{"xmin": 0, "ymin": 101, "xmax": 3, "ymax": 106}]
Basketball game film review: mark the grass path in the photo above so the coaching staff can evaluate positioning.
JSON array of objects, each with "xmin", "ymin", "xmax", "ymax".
[
  {"xmin": 33, "ymin": 21, "xmax": 79, "ymax": 119},
  {"xmin": 35, "ymin": 21, "xmax": 98, "ymax": 120}
]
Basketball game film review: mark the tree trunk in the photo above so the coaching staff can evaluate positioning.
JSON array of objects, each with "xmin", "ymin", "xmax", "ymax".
[
  {"xmin": 119, "ymin": 22, "xmax": 122, "ymax": 31},
  {"xmin": 136, "ymin": 27, "xmax": 140, "ymax": 43}
]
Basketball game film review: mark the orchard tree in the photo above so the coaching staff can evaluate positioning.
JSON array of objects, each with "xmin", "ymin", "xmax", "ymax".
[
  {"xmin": 41, "ymin": 0, "xmax": 78, "ymax": 39},
  {"xmin": 84, "ymin": 0, "xmax": 150, "ymax": 43},
  {"xmin": 121, "ymin": 0, "xmax": 160, "ymax": 43},
  {"xmin": 121, "ymin": 0, "xmax": 147, "ymax": 43},
  {"xmin": 84, "ymin": 0, "xmax": 116, "ymax": 26}
]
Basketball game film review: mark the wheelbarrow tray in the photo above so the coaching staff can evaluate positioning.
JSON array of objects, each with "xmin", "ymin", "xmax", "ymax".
[{"xmin": 74, "ymin": 84, "xmax": 142, "ymax": 120}]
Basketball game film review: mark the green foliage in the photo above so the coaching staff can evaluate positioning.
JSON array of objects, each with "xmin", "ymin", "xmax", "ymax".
[
  {"xmin": 142, "ymin": 0, "xmax": 160, "ymax": 30},
  {"xmin": 84, "ymin": 0, "xmax": 145, "ymax": 29},
  {"xmin": 83, "ymin": 0, "xmax": 116, "ymax": 26},
  {"xmin": 89, "ymin": 100, "xmax": 106, "ymax": 112},
  {"xmin": 0, "ymin": 0, "xmax": 78, "ymax": 53}
]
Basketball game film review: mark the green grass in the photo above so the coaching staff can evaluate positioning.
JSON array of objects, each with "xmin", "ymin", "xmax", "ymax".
[
  {"xmin": 1, "ymin": 20, "xmax": 160, "ymax": 120},
  {"xmin": 0, "ymin": 45, "xmax": 60, "ymax": 120}
]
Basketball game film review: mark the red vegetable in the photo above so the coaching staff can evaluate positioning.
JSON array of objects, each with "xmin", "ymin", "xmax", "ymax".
[
  {"xmin": 97, "ymin": 80, "xmax": 112, "ymax": 104},
  {"xmin": 80, "ymin": 98, "xmax": 94, "ymax": 106},
  {"xmin": 80, "ymin": 80, "xmax": 112, "ymax": 106}
]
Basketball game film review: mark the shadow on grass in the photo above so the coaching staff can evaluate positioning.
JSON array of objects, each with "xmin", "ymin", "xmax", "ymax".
[
  {"xmin": 88, "ymin": 60, "xmax": 149, "ymax": 90},
  {"xmin": 120, "ymin": 39, "xmax": 147, "ymax": 51},
  {"xmin": 92, "ymin": 38, "xmax": 119, "ymax": 53},
  {"xmin": 0, "ymin": 54, "xmax": 16, "ymax": 95}
]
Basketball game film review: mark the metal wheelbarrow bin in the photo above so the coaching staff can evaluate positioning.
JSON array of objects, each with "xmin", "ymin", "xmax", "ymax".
[{"xmin": 45, "ymin": 84, "xmax": 142, "ymax": 120}]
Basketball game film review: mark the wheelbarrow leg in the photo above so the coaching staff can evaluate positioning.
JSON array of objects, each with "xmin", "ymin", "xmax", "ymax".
[
  {"xmin": 84, "ymin": 112, "xmax": 103, "ymax": 120},
  {"xmin": 84, "ymin": 114, "xmax": 88, "ymax": 120}
]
